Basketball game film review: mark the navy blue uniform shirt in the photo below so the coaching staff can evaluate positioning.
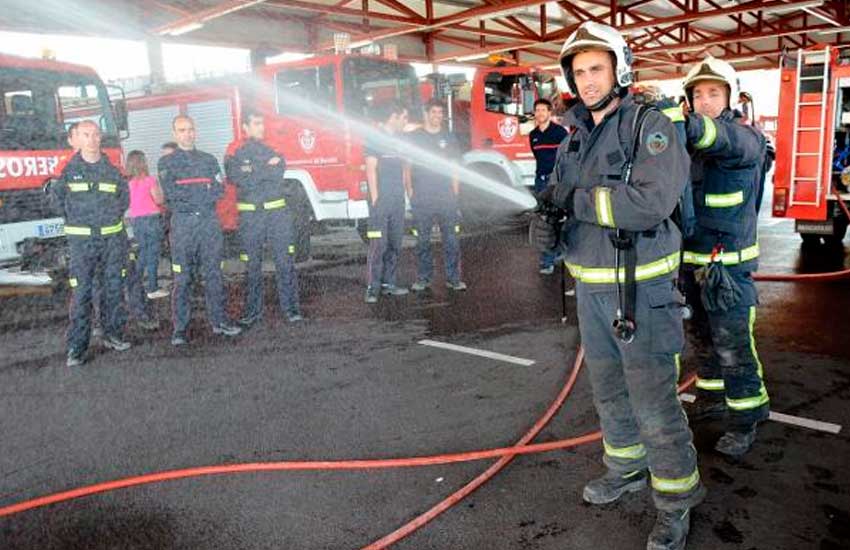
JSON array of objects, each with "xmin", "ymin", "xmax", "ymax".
[
  {"xmin": 529, "ymin": 121, "xmax": 568, "ymax": 176},
  {"xmin": 408, "ymin": 128, "xmax": 460, "ymax": 208},
  {"xmin": 364, "ymin": 129, "xmax": 406, "ymax": 207},
  {"xmin": 53, "ymin": 152, "xmax": 128, "ymax": 227},
  {"xmin": 158, "ymin": 148, "xmax": 223, "ymax": 214},
  {"xmin": 224, "ymin": 139, "xmax": 287, "ymax": 205}
]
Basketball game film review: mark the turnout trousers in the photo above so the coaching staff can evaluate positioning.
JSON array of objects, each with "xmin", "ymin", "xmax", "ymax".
[
  {"xmin": 366, "ymin": 200, "xmax": 404, "ymax": 289},
  {"xmin": 412, "ymin": 204, "xmax": 462, "ymax": 284},
  {"xmin": 576, "ymin": 279, "xmax": 705, "ymax": 511},
  {"xmin": 239, "ymin": 207, "xmax": 300, "ymax": 318},
  {"xmin": 683, "ymin": 269, "xmax": 770, "ymax": 429},
  {"xmin": 170, "ymin": 212, "xmax": 227, "ymax": 333},
  {"xmin": 67, "ymin": 232, "xmax": 128, "ymax": 355}
]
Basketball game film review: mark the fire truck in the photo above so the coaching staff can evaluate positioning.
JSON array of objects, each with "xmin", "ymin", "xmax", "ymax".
[
  {"xmin": 0, "ymin": 53, "xmax": 127, "ymax": 270},
  {"xmin": 125, "ymin": 53, "xmax": 422, "ymax": 257},
  {"xmin": 421, "ymin": 65, "xmax": 564, "ymax": 222},
  {"xmin": 773, "ymin": 45, "xmax": 850, "ymax": 245}
]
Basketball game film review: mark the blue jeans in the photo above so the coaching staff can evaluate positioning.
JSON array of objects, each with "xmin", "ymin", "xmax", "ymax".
[
  {"xmin": 535, "ymin": 174, "xmax": 556, "ymax": 268},
  {"xmin": 130, "ymin": 214, "xmax": 163, "ymax": 293}
]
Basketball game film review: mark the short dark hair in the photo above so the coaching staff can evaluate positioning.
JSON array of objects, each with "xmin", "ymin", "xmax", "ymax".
[
  {"xmin": 161, "ymin": 141, "xmax": 178, "ymax": 150},
  {"xmin": 374, "ymin": 100, "xmax": 407, "ymax": 123},
  {"xmin": 241, "ymin": 106, "xmax": 263, "ymax": 126},
  {"xmin": 533, "ymin": 98, "xmax": 552, "ymax": 110},
  {"xmin": 424, "ymin": 99, "xmax": 445, "ymax": 112}
]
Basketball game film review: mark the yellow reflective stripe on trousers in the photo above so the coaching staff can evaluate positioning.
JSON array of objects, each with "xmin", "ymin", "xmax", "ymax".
[
  {"xmin": 263, "ymin": 198, "xmax": 286, "ymax": 210},
  {"xmin": 595, "ymin": 187, "xmax": 615, "ymax": 228},
  {"xmin": 121, "ymin": 269, "xmax": 127, "ymax": 278},
  {"xmin": 696, "ymin": 378, "xmax": 725, "ymax": 391},
  {"xmin": 674, "ymin": 353, "xmax": 681, "ymax": 381},
  {"xmin": 727, "ymin": 306, "xmax": 770, "ymax": 411},
  {"xmin": 603, "ymin": 440, "xmax": 647, "ymax": 460},
  {"xmin": 367, "ymin": 230, "xmax": 383, "ymax": 239},
  {"xmin": 172, "ymin": 264, "xmax": 182, "ymax": 273},
  {"xmin": 239, "ymin": 253, "xmax": 249, "ymax": 262},
  {"xmin": 68, "ymin": 183, "xmax": 90, "ymax": 192},
  {"xmin": 97, "ymin": 182, "xmax": 117, "ymax": 193},
  {"xmin": 651, "ymin": 470, "xmax": 700, "ymax": 494},
  {"xmin": 682, "ymin": 243, "xmax": 759, "ymax": 266},
  {"xmin": 411, "ymin": 228, "xmax": 419, "ymax": 237},
  {"xmin": 454, "ymin": 225, "xmax": 461, "ymax": 234},
  {"xmin": 100, "ymin": 221, "xmax": 124, "ymax": 235},
  {"xmin": 662, "ymin": 106, "xmax": 685, "ymax": 123},
  {"xmin": 566, "ymin": 252, "xmax": 680, "ymax": 284},
  {"xmin": 705, "ymin": 191, "xmax": 744, "ymax": 208},
  {"xmin": 288, "ymin": 245, "xmax": 295, "ymax": 255},
  {"xmin": 237, "ymin": 202, "xmax": 257, "ymax": 211},
  {"xmin": 68, "ymin": 277, "xmax": 78, "ymax": 288},
  {"xmin": 695, "ymin": 115, "xmax": 717, "ymax": 149},
  {"xmin": 64, "ymin": 225, "xmax": 92, "ymax": 236}
]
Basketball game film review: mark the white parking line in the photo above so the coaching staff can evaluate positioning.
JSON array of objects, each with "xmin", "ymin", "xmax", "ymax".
[
  {"xmin": 679, "ymin": 393, "xmax": 842, "ymax": 434},
  {"xmin": 418, "ymin": 339, "xmax": 536, "ymax": 366}
]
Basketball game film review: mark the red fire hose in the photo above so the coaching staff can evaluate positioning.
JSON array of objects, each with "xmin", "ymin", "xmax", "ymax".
[{"xmin": 0, "ymin": 349, "xmax": 698, "ymax": 550}]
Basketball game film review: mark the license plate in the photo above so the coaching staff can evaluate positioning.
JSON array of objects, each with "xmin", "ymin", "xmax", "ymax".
[{"xmin": 36, "ymin": 221, "xmax": 64, "ymax": 238}]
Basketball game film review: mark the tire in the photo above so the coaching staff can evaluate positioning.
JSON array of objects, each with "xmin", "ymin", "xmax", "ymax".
[
  {"xmin": 458, "ymin": 164, "xmax": 518, "ymax": 228},
  {"xmin": 288, "ymin": 182, "xmax": 313, "ymax": 262}
]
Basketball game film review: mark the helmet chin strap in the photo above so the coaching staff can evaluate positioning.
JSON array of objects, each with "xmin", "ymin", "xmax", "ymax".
[{"xmin": 585, "ymin": 85, "xmax": 623, "ymax": 112}]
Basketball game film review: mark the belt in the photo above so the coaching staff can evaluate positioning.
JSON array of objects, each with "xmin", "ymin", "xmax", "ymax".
[
  {"xmin": 237, "ymin": 198, "xmax": 287, "ymax": 212},
  {"xmin": 682, "ymin": 243, "xmax": 759, "ymax": 266},
  {"xmin": 64, "ymin": 220, "xmax": 124, "ymax": 237}
]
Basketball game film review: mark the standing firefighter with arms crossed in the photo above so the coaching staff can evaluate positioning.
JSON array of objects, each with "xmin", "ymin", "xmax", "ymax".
[
  {"xmin": 678, "ymin": 58, "xmax": 769, "ymax": 456},
  {"xmin": 531, "ymin": 22, "xmax": 704, "ymax": 549},
  {"xmin": 225, "ymin": 108, "xmax": 303, "ymax": 325}
]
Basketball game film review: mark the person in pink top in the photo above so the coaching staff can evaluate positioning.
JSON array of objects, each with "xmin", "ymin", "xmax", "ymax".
[{"xmin": 126, "ymin": 150, "xmax": 168, "ymax": 299}]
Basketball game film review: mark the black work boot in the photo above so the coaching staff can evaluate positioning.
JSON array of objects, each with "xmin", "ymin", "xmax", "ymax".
[
  {"xmin": 582, "ymin": 469, "xmax": 648, "ymax": 505},
  {"xmin": 686, "ymin": 397, "xmax": 727, "ymax": 422},
  {"xmin": 715, "ymin": 425, "xmax": 757, "ymax": 456},
  {"xmin": 646, "ymin": 508, "xmax": 691, "ymax": 550}
]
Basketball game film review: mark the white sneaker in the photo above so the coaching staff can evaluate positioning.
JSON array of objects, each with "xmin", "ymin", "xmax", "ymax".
[{"xmin": 146, "ymin": 288, "xmax": 170, "ymax": 300}]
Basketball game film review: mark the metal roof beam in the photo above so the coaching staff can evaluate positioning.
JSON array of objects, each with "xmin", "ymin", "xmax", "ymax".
[{"xmin": 154, "ymin": 0, "xmax": 270, "ymax": 35}]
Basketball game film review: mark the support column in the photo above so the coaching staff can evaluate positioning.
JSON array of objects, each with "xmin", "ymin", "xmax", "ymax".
[{"xmin": 146, "ymin": 37, "xmax": 165, "ymax": 86}]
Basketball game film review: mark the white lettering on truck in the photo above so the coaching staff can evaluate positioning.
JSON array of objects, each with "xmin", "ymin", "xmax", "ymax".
[{"xmin": 0, "ymin": 155, "xmax": 61, "ymax": 178}]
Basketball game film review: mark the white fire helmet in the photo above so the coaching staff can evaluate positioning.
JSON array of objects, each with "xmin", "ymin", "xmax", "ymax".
[
  {"xmin": 559, "ymin": 22, "xmax": 634, "ymax": 98},
  {"xmin": 683, "ymin": 56, "xmax": 740, "ymax": 110}
]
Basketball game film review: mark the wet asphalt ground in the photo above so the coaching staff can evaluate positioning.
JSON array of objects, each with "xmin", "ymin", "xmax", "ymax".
[{"xmin": 1, "ymin": 209, "xmax": 849, "ymax": 549}]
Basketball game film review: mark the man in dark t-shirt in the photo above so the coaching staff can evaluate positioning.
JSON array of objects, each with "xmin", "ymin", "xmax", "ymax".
[
  {"xmin": 406, "ymin": 100, "xmax": 466, "ymax": 291},
  {"xmin": 529, "ymin": 98, "xmax": 568, "ymax": 274},
  {"xmin": 364, "ymin": 102, "xmax": 411, "ymax": 303}
]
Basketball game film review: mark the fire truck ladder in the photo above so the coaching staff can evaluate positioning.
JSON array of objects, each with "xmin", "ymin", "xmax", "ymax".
[{"xmin": 789, "ymin": 46, "xmax": 831, "ymax": 208}]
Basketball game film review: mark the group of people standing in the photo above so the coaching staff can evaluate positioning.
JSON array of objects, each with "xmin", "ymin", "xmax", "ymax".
[{"xmin": 52, "ymin": 108, "xmax": 306, "ymax": 365}]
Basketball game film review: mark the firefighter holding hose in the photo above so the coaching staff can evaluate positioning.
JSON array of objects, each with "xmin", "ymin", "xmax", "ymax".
[{"xmin": 530, "ymin": 22, "xmax": 704, "ymax": 550}]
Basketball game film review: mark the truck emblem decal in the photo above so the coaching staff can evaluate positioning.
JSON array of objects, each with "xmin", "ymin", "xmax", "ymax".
[
  {"xmin": 498, "ymin": 117, "xmax": 518, "ymax": 142},
  {"xmin": 299, "ymin": 129, "xmax": 317, "ymax": 153}
]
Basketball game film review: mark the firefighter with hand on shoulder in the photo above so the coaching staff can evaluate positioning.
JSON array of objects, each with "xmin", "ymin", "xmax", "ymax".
[
  {"xmin": 678, "ymin": 57, "xmax": 770, "ymax": 457},
  {"xmin": 159, "ymin": 115, "xmax": 242, "ymax": 346},
  {"xmin": 224, "ymin": 108, "xmax": 303, "ymax": 325},
  {"xmin": 52, "ymin": 120, "xmax": 131, "ymax": 367},
  {"xmin": 530, "ymin": 22, "xmax": 704, "ymax": 550}
]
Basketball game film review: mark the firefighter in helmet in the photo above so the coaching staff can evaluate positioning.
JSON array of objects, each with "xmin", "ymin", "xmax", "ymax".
[
  {"xmin": 530, "ymin": 21, "xmax": 703, "ymax": 550},
  {"xmin": 678, "ymin": 57, "xmax": 770, "ymax": 456}
]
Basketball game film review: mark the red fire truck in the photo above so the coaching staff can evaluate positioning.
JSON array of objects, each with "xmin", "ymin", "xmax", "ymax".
[
  {"xmin": 125, "ymin": 54, "xmax": 421, "ymax": 257},
  {"xmin": 0, "ymin": 53, "xmax": 127, "ymax": 269},
  {"xmin": 773, "ymin": 45, "xmax": 850, "ymax": 245}
]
